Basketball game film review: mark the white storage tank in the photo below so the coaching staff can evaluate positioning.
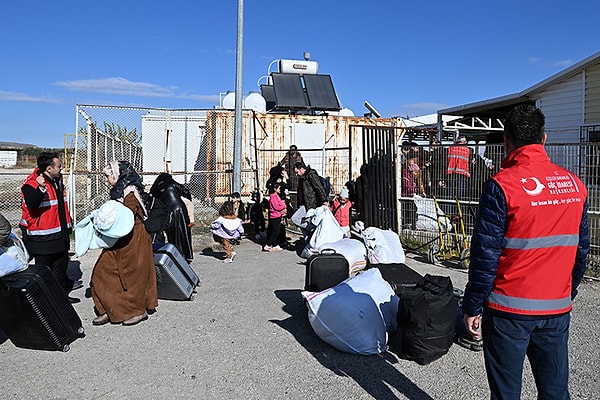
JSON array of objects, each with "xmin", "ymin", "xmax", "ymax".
[
  {"xmin": 278, "ymin": 59, "xmax": 318, "ymax": 75},
  {"xmin": 222, "ymin": 91, "xmax": 236, "ymax": 109},
  {"xmin": 244, "ymin": 92, "xmax": 266, "ymax": 113}
]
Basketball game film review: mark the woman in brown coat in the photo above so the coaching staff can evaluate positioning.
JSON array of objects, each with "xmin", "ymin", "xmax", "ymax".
[{"xmin": 91, "ymin": 161, "xmax": 158, "ymax": 326}]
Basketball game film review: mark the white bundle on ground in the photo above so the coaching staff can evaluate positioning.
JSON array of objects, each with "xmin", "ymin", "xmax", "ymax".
[
  {"xmin": 300, "ymin": 206, "xmax": 346, "ymax": 258},
  {"xmin": 360, "ymin": 226, "xmax": 406, "ymax": 264},
  {"xmin": 317, "ymin": 238, "xmax": 367, "ymax": 276},
  {"xmin": 413, "ymin": 195, "xmax": 451, "ymax": 232},
  {"xmin": 303, "ymin": 268, "xmax": 399, "ymax": 355}
]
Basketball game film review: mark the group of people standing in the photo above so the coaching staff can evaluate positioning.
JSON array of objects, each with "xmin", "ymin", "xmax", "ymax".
[
  {"xmin": 11, "ymin": 108, "xmax": 589, "ymax": 399},
  {"xmin": 401, "ymin": 136, "xmax": 500, "ymax": 201},
  {"xmin": 210, "ymin": 145, "xmax": 353, "ymax": 260},
  {"xmin": 18, "ymin": 154, "xmax": 193, "ymax": 326}
]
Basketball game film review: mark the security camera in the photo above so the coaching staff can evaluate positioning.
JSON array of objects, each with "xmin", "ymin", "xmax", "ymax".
[{"xmin": 364, "ymin": 101, "xmax": 381, "ymax": 118}]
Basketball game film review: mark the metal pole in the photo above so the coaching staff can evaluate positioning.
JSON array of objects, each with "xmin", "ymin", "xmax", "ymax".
[{"xmin": 233, "ymin": 0, "xmax": 244, "ymax": 193}]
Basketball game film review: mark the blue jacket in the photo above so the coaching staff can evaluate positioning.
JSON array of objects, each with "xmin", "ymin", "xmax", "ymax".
[{"xmin": 462, "ymin": 179, "xmax": 589, "ymax": 318}]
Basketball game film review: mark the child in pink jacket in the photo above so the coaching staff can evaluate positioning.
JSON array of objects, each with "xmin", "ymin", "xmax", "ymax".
[
  {"xmin": 330, "ymin": 186, "xmax": 353, "ymax": 238},
  {"xmin": 264, "ymin": 183, "xmax": 286, "ymax": 252}
]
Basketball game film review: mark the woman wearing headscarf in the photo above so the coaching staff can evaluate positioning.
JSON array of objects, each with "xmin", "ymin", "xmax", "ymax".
[
  {"xmin": 90, "ymin": 161, "xmax": 158, "ymax": 326},
  {"xmin": 149, "ymin": 172, "xmax": 194, "ymax": 261}
]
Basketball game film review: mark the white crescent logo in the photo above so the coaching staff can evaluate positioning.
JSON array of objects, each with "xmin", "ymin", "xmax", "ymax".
[{"xmin": 521, "ymin": 177, "xmax": 545, "ymax": 196}]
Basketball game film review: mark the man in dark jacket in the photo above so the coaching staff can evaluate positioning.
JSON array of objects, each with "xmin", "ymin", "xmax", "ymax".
[
  {"xmin": 293, "ymin": 161, "xmax": 328, "ymax": 210},
  {"xmin": 20, "ymin": 152, "xmax": 82, "ymax": 302},
  {"xmin": 462, "ymin": 105, "xmax": 589, "ymax": 399}
]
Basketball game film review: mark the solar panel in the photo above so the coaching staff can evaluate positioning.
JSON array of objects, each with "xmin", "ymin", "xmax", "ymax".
[
  {"xmin": 271, "ymin": 73, "xmax": 308, "ymax": 110},
  {"xmin": 260, "ymin": 84, "xmax": 276, "ymax": 111},
  {"xmin": 303, "ymin": 74, "xmax": 341, "ymax": 111}
]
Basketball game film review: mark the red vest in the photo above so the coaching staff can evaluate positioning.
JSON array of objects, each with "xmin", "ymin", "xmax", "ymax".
[
  {"xmin": 487, "ymin": 145, "xmax": 586, "ymax": 316},
  {"xmin": 20, "ymin": 170, "xmax": 72, "ymax": 236},
  {"xmin": 447, "ymin": 145, "xmax": 471, "ymax": 177}
]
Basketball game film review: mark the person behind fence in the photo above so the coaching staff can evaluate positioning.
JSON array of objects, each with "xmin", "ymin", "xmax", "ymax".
[
  {"xmin": 330, "ymin": 186, "xmax": 352, "ymax": 238},
  {"xmin": 462, "ymin": 105, "xmax": 590, "ymax": 399},
  {"xmin": 90, "ymin": 161, "xmax": 158, "ymax": 326},
  {"xmin": 248, "ymin": 190, "xmax": 267, "ymax": 240},
  {"xmin": 149, "ymin": 172, "xmax": 194, "ymax": 262},
  {"xmin": 264, "ymin": 182, "xmax": 286, "ymax": 252},
  {"xmin": 424, "ymin": 138, "xmax": 447, "ymax": 198},
  {"xmin": 446, "ymin": 136, "xmax": 472, "ymax": 199},
  {"xmin": 19, "ymin": 151, "xmax": 82, "ymax": 303},
  {"xmin": 210, "ymin": 200, "xmax": 244, "ymax": 263}
]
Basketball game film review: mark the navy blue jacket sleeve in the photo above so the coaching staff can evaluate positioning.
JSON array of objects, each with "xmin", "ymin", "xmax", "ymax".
[
  {"xmin": 571, "ymin": 198, "xmax": 590, "ymax": 300},
  {"xmin": 462, "ymin": 180, "xmax": 506, "ymax": 317}
]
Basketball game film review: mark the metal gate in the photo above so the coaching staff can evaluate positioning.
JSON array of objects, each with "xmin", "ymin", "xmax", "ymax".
[{"xmin": 355, "ymin": 126, "xmax": 399, "ymax": 231}]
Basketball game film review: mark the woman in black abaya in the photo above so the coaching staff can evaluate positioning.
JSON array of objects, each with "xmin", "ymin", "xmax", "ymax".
[{"xmin": 149, "ymin": 173, "xmax": 194, "ymax": 262}]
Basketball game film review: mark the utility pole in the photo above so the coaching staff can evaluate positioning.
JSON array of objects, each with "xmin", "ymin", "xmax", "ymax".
[{"xmin": 233, "ymin": 0, "xmax": 244, "ymax": 193}]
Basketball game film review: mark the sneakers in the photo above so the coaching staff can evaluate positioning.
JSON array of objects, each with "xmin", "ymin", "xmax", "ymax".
[
  {"xmin": 260, "ymin": 231, "xmax": 267, "ymax": 238},
  {"xmin": 223, "ymin": 252, "xmax": 236, "ymax": 263},
  {"xmin": 264, "ymin": 245, "xmax": 282, "ymax": 252}
]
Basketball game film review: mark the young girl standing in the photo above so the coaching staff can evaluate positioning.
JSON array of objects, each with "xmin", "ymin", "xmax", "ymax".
[
  {"xmin": 210, "ymin": 201, "xmax": 244, "ymax": 263},
  {"xmin": 264, "ymin": 182, "xmax": 286, "ymax": 252}
]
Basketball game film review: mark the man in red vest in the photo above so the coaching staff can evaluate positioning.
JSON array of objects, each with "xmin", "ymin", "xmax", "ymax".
[
  {"xmin": 20, "ymin": 152, "xmax": 81, "ymax": 303},
  {"xmin": 446, "ymin": 135, "xmax": 472, "ymax": 199},
  {"xmin": 462, "ymin": 105, "xmax": 589, "ymax": 399}
]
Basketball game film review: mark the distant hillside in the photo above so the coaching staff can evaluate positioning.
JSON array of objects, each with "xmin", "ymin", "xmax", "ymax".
[{"xmin": 0, "ymin": 142, "xmax": 39, "ymax": 149}]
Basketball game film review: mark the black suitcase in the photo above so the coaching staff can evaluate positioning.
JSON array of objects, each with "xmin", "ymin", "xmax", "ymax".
[
  {"xmin": 0, "ymin": 265, "xmax": 84, "ymax": 352},
  {"xmin": 305, "ymin": 248, "xmax": 350, "ymax": 292},
  {"xmin": 153, "ymin": 242, "xmax": 200, "ymax": 300},
  {"xmin": 369, "ymin": 263, "xmax": 423, "ymax": 293}
]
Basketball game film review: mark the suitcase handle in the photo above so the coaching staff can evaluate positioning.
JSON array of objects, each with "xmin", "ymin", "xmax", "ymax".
[{"xmin": 319, "ymin": 248, "xmax": 337, "ymax": 255}]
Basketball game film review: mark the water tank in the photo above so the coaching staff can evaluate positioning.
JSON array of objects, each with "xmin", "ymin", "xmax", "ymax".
[
  {"xmin": 338, "ymin": 108, "xmax": 354, "ymax": 117},
  {"xmin": 222, "ymin": 92, "xmax": 236, "ymax": 109},
  {"xmin": 278, "ymin": 59, "xmax": 319, "ymax": 75},
  {"xmin": 244, "ymin": 92, "xmax": 267, "ymax": 113}
]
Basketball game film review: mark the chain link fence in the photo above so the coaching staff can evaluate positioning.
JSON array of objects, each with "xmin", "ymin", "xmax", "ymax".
[{"xmin": 0, "ymin": 107, "xmax": 598, "ymax": 272}]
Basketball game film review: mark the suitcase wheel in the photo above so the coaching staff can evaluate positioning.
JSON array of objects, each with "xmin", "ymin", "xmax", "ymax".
[{"xmin": 61, "ymin": 344, "xmax": 71, "ymax": 352}]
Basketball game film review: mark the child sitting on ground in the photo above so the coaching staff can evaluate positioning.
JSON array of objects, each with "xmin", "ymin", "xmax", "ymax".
[
  {"xmin": 210, "ymin": 201, "xmax": 244, "ymax": 263},
  {"xmin": 330, "ymin": 186, "xmax": 353, "ymax": 238}
]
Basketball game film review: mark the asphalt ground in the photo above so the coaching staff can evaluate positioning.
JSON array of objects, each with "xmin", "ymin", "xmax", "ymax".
[{"xmin": 0, "ymin": 232, "xmax": 598, "ymax": 400}]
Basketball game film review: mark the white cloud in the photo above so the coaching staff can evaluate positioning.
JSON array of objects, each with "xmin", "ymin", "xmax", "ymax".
[
  {"xmin": 54, "ymin": 77, "xmax": 177, "ymax": 98},
  {"xmin": 0, "ymin": 90, "xmax": 61, "ymax": 103},
  {"xmin": 549, "ymin": 59, "xmax": 572, "ymax": 68},
  {"xmin": 54, "ymin": 77, "xmax": 218, "ymax": 103}
]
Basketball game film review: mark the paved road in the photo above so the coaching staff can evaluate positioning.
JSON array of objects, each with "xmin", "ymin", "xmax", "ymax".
[{"xmin": 1, "ymin": 233, "xmax": 598, "ymax": 399}]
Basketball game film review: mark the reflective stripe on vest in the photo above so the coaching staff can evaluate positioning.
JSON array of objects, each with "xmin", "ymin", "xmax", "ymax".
[
  {"xmin": 503, "ymin": 234, "xmax": 579, "ymax": 249},
  {"xmin": 488, "ymin": 292, "xmax": 572, "ymax": 313}
]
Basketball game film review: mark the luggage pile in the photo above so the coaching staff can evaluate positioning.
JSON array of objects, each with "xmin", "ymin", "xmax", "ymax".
[{"xmin": 301, "ymin": 217, "xmax": 470, "ymax": 365}]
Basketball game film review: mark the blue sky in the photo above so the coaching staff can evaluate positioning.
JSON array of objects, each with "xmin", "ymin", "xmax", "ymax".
[{"xmin": 1, "ymin": 0, "xmax": 598, "ymax": 148}]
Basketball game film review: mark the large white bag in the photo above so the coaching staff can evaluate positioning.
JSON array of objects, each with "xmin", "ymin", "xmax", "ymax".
[
  {"xmin": 300, "ymin": 206, "xmax": 346, "ymax": 258},
  {"xmin": 0, "ymin": 231, "xmax": 29, "ymax": 278},
  {"xmin": 318, "ymin": 238, "xmax": 367, "ymax": 276},
  {"xmin": 413, "ymin": 195, "xmax": 451, "ymax": 231},
  {"xmin": 360, "ymin": 227, "xmax": 406, "ymax": 264},
  {"xmin": 303, "ymin": 268, "xmax": 399, "ymax": 355}
]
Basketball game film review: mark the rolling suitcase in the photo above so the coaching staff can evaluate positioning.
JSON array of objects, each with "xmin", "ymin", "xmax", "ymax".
[
  {"xmin": 153, "ymin": 242, "xmax": 200, "ymax": 300},
  {"xmin": 305, "ymin": 248, "xmax": 350, "ymax": 292},
  {"xmin": 369, "ymin": 263, "xmax": 423, "ymax": 293},
  {"xmin": 0, "ymin": 265, "xmax": 84, "ymax": 352}
]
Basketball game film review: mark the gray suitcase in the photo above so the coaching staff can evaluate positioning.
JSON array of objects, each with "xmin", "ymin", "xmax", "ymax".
[{"xmin": 153, "ymin": 243, "xmax": 200, "ymax": 300}]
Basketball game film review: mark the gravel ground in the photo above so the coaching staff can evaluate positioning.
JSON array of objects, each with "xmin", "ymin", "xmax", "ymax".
[{"xmin": 0, "ymin": 233, "xmax": 598, "ymax": 400}]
